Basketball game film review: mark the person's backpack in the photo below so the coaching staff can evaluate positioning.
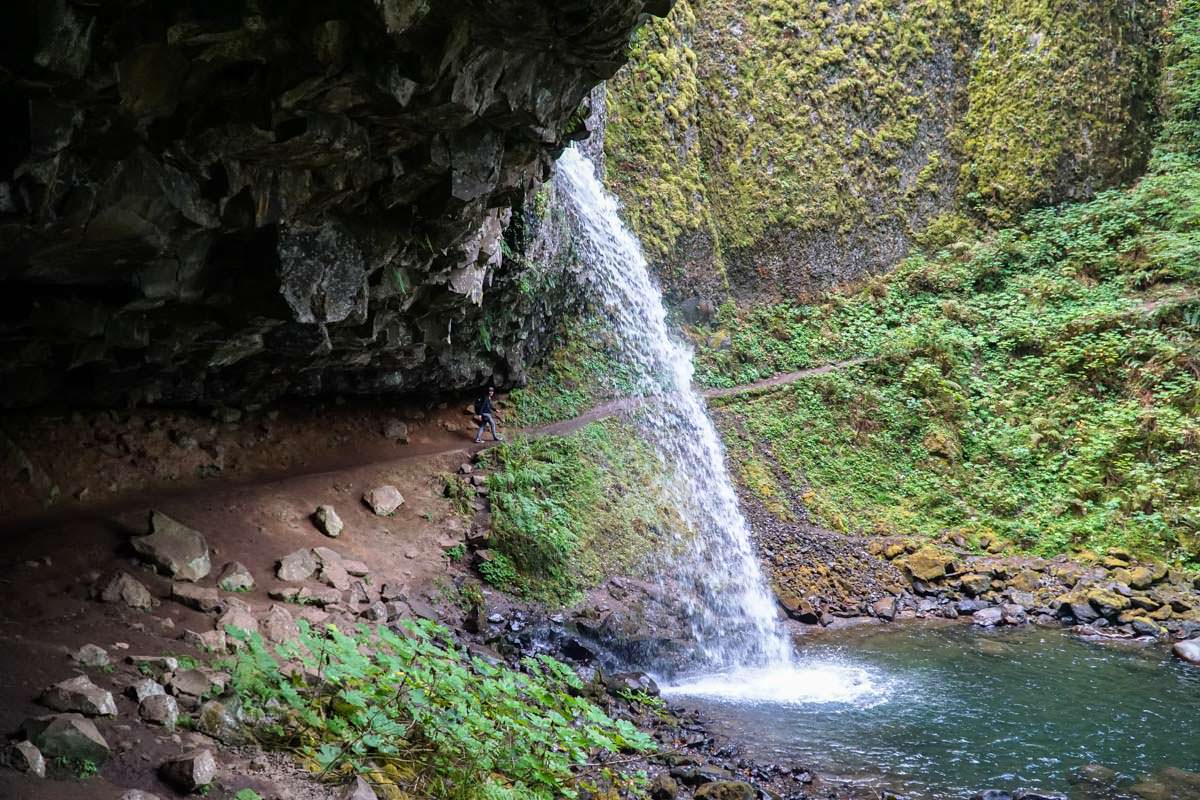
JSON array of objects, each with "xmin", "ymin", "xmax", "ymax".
[{"xmin": 473, "ymin": 396, "xmax": 485, "ymax": 416}]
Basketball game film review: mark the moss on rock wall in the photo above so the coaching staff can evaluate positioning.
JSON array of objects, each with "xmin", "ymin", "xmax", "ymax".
[{"xmin": 605, "ymin": 0, "xmax": 1164, "ymax": 304}]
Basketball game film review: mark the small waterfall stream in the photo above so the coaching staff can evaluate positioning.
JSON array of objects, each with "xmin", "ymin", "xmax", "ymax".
[{"xmin": 554, "ymin": 147, "xmax": 794, "ymax": 674}]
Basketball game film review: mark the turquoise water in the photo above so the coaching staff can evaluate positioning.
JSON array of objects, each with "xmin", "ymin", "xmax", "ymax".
[{"xmin": 671, "ymin": 623, "xmax": 1200, "ymax": 798}]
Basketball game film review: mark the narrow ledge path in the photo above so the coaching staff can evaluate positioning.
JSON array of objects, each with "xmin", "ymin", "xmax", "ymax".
[{"xmin": 0, "ymin": 357, "xmax": 870, "ymax": 534}]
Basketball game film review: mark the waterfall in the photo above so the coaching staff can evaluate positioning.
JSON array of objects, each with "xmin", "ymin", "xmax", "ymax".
[{"xmin": 554, "ymin": 147, "xmax": 794, "ymax": 673}]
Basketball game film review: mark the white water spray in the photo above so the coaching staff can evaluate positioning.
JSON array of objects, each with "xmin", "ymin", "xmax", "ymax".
[{"xmin": 554, "ymin": 147, "xmax": 794, "ymax": 672}]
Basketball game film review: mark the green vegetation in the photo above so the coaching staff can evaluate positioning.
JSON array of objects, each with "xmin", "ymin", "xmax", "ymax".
[
  {"xmin": 605, "ymin": 0, "xmax": 1161, "ymax": 298},
  {"xmin": 226, "ymin": 620, "xmax": 654, "ymax": 800},
  {"xmin": 479, "ymin": 421, "xmax": 678, "ymax": 602},
  {"xmin": 54, "ymin": 756, "xmax": 99, "ymax": 779},
  {"xmin": 506, "ymin": 318, "xmax": 637, "ymax": 428},
  {"xmin": 700, "ymin": 0, "xmax": 1200, "ymax": 562}
]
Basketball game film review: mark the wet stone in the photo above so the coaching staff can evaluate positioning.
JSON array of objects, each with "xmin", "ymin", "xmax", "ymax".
[{"xmin": 39, "ymin": 675, "xmax": 118, "ymax": 717}]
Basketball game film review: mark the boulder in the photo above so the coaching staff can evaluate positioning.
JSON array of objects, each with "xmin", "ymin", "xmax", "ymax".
[
  {"xmin": 159, "ymin": 749, "xmax": 216, "ymax": 793},
  {"xmin": 972, "ymin": 607, "xmax": 1004, "ymax": 627},
  {"xmin": 39, "ymin": 675, "xmax": 118, "ymax": 717},
  {"xmin": 216, "ymin": 597, "xmax": 258, "ymax": 637},
  {"xmin": 902, "ymin": 547, "xmax": 953, "ymax": 582},
  {"xmin": 128, "ymin": 678, "xmax": 166, "ymax": 704},
  {"xmin": 196, "ymin": 699, "xmax": 244, "ymax": 744},
  {"xmin": 650, "ymin": 772, "xmax": 679, "ymax": 800},
  {"xmin": 1086, "ymin": 588, "xmax": 1130, "ymax": 617},
  {"xmin": 138, "ymin": 694, "xmax": 178, "ymax": 728},
  {"xmin": 1173, "ymin": 638, "xmax": 1200, "ymax": 665},
  {"xmin": 382, "ymin": 419, "xmax": 409, "ymax": 443},
  {"xmin": 121, "ymin": 792, "xmax": 163, "ymax": 800},
  {"xmin": 959, "ymin": 573, "xmax": 992, "ymax": 597},
  {"xmin": 71, "ymin": 644, "xmax": 110, "ymax": 668},
  {"xmin": 126, "ymin": 655, "xmax": 178, "ymax": 677},
  {"xmin": 313, "ymin": 505, "xmax": 344, "ymax": 538},
  {"xmin": 171, "ymin": 582, "xmax": 222, "ymax": 612},
  {"xmin": 320, "ymin": 558, "xmax": 352, "ymax": 591},
  {"xmin": 342, "ymin": 559, "xmax": 370, "ymax": 577},
  {"xmin": 694, "ymin": 781, "xmax": 757, "ymax": 800},
  {"xmin": 277, "ymin": 548, "xmax": 319, "ymax": 582},
  {"xmin": 2, "ymin": 740, "xmax": 46, "ymax": 778},
  {"xmin": 21, "ymin": 714, "xmax": 110, "ymax": 763},
  {"xmin": 216, "ymin": 562, "xmax": 254, "ymax": 592},
  {"xmin": 95, "ymin": 572, "xmax": 154, "ymax": 610},
  {"xmin": 169, "ymin": 668, "xmax": 226, "ymax": 698},
  {"xmin": 871, "ymin": 596, "xmax": 898, "ymax": 621},
  {"xmin": 1000, "ymin": 604, "xmax": 1028, "ymax": 625},
  {"xmin": 132, "ymin": 511, "xmax": 211, "ymax": 581},
  {"xmin": 778, "ymin": 592, "xmax": 819, "ymax": 623},
  {"xmin": 183, "ymin": 628, "xmax": 228, "ymax": 652},
  {"xmin": 363, "ymin": 485, "xmax": 405, "ymax": 516},
  {"xmin": 603, "ymin": 671, "xmax": 660, "ymax": 697},
  {"xmin": 261, "ymin": 604, "xmax": 299, "ymax": 644},
  {"xmin": 298, "ymin": 586, "xmax": 343, "ymax": 607},
  {"xmin": 342, "ymin": 776, "xmax": 380, "ymax": 800}
]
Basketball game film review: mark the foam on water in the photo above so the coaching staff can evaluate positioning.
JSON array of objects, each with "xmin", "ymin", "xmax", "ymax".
[{"xmin": 663, "ymin": 662, "xmax": 892, "ymax": 707}]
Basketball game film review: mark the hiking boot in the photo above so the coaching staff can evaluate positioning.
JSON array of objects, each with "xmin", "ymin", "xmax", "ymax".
[
  {"xmin": 493, "ymin": 435, "xmax": 504, "ymax": 442},
  {"xmin": 473, "ymin": 438, "xmax": 483, "ymax": 444}
]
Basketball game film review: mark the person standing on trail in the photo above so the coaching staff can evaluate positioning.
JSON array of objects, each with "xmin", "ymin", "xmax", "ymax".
[{"xmin": 474, "ymin": 386, "xmax": 504, "ymax": 443}]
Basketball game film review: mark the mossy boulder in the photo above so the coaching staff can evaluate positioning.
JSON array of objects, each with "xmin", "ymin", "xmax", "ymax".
[
  {"xmin": 900, "ymin": 547, "xmax": 955, "ymax": 582},
  {"xmin": 1086, "ymin": 588, "xmax": 1131, "ymax": 617}
]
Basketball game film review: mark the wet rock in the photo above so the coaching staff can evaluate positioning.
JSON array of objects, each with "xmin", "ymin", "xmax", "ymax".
[
  {"xmin": 603, "ymin": 671, "xmax": 660, "ymax": 697},
  {"xmin": 171, "ymin": 582, "xmax": 222, "ymax": 612},
  {"xmin": 361, "ymin": 601, "xmax": 389, "ymax": 622},
  {"xmin": 133, "ymin": 511, "xmax": 211, "ymax": 581},
  {"xmin": 96, "ymin": 571, "xmax": 154, "ymax": 610},
  {"xmin": 138, "ymin": 694, "xmax": 178, "ymax": 728},
  {"xmin": 128, "ymin": 678, "xmax": 166, "ymax": 704},
  {"xmin": 278, "ymin": 548, "xmax": 319, "ymax": 582},
  {"xmin": 261, "ymin": 604, "xmax": 299, "ymax": 643},
  {"xmin": 21, "ymin": 714, "xmax": 110, "ymax": 763},
  {"xmin": 159, "ymin": 749, "xmax": 216, "ymax": 793},
  {"xmin": 694, "ymin": 781, "xmax": 756, "ymax": 800},
  {"xmin": 1000, "ymin": 604, "xmax": 1028, "ymax": 625},
  {"xmin": 313, "ymin": 505, "xmax": 344, "ymax": 538},
  {"xmin": 2, "ymin": 740, "xmax": 46, "ymax": 778},
  {"xmin": 363, "ymin": 485, "xmax": 405, "ymax": 516},
  {"xmin": 778, "ymin": 592, "xmax": 820, "ymax": 623},
  {"xmin": 341, "ymin": 776, "xmax": 380, "ymax": 800},
  {"xmin": 71, "ymin": 644, "xmax": 110, "ymax": 668},
  {"xmin": 872, "ymin": 596, "xmax": 898, "ymax": 621},
  {"xmin": 1173, "ymin": 638, "xmax": 1200, "ymax": 665},
  {"xmin": 650, "ymin": 772, "xmax": 679, "ymax": 800},
  {"xmin": 969, "ymin": 792, "xmax": 1013, "ymax": 800},
  {"xmin": 39, "ymin": 675, "xmax": 118, "ymax": 717},
  {"xmin": 120, "ymin": 792, "xmax": 162, "ymax": 800},
  {"xmin": 1086, "ymin": 588, "xmax": 1130, "ymax": 617},
  {"xmin": 217, "ymin": 562, "xmax": 254, "ymax": 592},
  {"xmin": 972, "ymin": 607, "xmax": 1004, "ymax": 627}
]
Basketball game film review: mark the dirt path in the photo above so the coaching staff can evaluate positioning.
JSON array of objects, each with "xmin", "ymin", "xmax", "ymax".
[{"xmin": 1, "ymin": 357, "xmax": 867, "ymax": 529}]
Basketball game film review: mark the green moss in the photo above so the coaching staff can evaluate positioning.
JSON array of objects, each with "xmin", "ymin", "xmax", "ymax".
[
  {"xmin": 605, "ymin": 0, "xmax": 1163, "ymax": 296},
  {"xmin": 480, "ymin": 420, "xmax": 681, "ymax": 603}
]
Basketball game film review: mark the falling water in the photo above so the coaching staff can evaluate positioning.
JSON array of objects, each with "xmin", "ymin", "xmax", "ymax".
[{"xmin": 554, "ymin": 147, "xmax": 794, "ymax": 673}]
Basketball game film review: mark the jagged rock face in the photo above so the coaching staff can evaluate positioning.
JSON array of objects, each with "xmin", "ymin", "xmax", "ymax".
[{"xmin": 0, "ymin": 0, "xmax": 669, "ymax": 408}]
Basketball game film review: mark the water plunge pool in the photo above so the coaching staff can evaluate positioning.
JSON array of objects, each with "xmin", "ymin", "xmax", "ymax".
[{"xmin": 664, "ymin": 622, "xmax": 1200, "ymax": 799}]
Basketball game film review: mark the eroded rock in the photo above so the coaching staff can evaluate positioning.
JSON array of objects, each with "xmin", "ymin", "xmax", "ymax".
[
  {"xmin": 313, "ymin": 505, "xmax": 345, "ymax": 538},
  {"xmin": 39, "ymin": 675, "xmax": 117, "ymax": 717},
  {"xmin": 217, "ymin": 562, "xmax": 254, "ymax": 592},
  {"xmin": 95, "ymin": 572, "xmax": 154, "ymax": 610},
  {"xmin": 2, "ymin": 741, "xmax": 46, "ymax": 778},
  {"xmin": 159, "ymin": 749, "xmax": 216, "ymax": 793},
  {"xmin": 138, "ymin": 694, "xmax": 179, "ymax": 728},
  {"xmin": 363, "ymin": 485, "xmax": 404, "ymax": 516},
  {"xmin": 21, "ymin": 714, "xmax": 110, "ymax": 763},
  {"xmin": 278, "ymin": 549, "xmax": 319, "ymax": 582}
]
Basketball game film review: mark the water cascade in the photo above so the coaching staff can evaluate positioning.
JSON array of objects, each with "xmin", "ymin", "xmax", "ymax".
[{"xmin": 554, "ymin": 147, "xmax": 795, "ymax": 673}]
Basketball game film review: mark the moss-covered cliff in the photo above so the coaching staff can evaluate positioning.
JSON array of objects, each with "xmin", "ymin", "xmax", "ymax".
[{"xmin": 605, "ymin": 0, "xmax": 1164, "ymax": 306}]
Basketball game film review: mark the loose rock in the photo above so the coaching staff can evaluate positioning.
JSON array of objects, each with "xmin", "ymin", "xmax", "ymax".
[
  {"xmin": 2, "ymin": 740, "xmax": 46, "ymax": 778},
  {"xmin": 133, "ymin": 510, "xmax": 212, "ymax": 581},
  {"xmin": 694, "ymin": 781, "xmax": 757, "ymax": 800},
  {"xmin": 71, "ymin": 644, "xmax": 110, "ymax": 668},
  {"xmin": 39, "ymin": 675, "xmax": 118, "ymax": 717},
  {"xmin": 363, "ymin": 485, "xmax": 404, "ymax": 516},
  {"xmin": 95, "ymin": 571, "xmax": 154, "ymax": 610},
  {"xmin": 1174, "ymin": 638, "xmax": 1200, "ymax": 666},
  {"xmin": 139, "ymin": 694, "xmax": 179, "ymax": 728},
  {"xmin": 972, "ymin": 607, "xmax": 1004, "ymax": 627},
  {"xmin": 217, "ymin": 561, "xmax": 254, "ymax": 592},
  {"xmin": 128, "ymin": 678, "xmax": 166, "ymax": 704},
  {"xmin": 21, "ymin": 714, "xmax": 110, "ymax": 763},
  {"xmin": 216, "ymin": 597, "xmax": 258, "ymax": 637},
  {"xmin": 342, "ymin": 776, "xmax": 381, "ymax": 800},
  {"xmin": 159, "ymin": 749, "xmax": 216, "ymax": 793},
  {"xmin": 171, "ymin": 582, "xmax": 222, "ymax": 612},
  {"xmin": 183, "ymin": 629, "xmax": 227, "ymax": 652},
  {"xmin": 261, "ymin": 604, "xmax": 300, "ymax": 643},
  {"xmin": 277, "ymin": 548, "xmax": 319, "ymax": 582},
  {"xmin": 313, "ymin": 505, "xmax": 344, "ymax": 538}
]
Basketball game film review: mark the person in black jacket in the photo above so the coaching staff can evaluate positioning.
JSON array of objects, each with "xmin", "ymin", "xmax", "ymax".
[{"xmin": 473, "ymin": 386, "xmax": 503, "ymax": 443}]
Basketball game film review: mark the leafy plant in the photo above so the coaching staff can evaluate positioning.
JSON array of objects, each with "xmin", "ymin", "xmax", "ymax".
[{"xmin": 226, "ymin": 620, "xmax": 654, "ymax": 800}]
